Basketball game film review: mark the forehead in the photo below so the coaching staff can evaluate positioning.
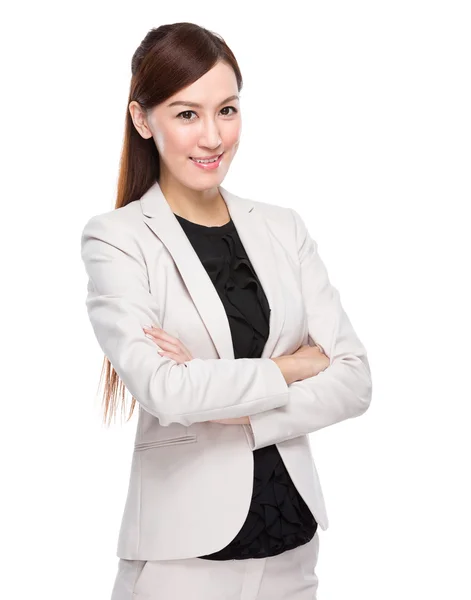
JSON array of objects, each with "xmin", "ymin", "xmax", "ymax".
[{"xmin": 165, "ymin": 62, "xmax": 239, "ymax": 108}]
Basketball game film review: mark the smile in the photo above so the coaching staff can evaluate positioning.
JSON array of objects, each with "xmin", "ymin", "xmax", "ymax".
[{"xmin": 189, "ymin": 153, "xmax": 224, "ymax": 170}]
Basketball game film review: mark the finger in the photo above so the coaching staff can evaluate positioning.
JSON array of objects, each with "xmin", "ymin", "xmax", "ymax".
[
  {"xmin": 146, "ymin": 335, "xmax": 179, "ymax": 353},
  {"xmin": 143, "ymin": 326, "xmax": 166, "ymax": 339},
  {"xmin": 154, "ymin": 333, "xmax": 189, "ymax": 358},
  {"xmin": 143, "ymin": 326, "xmax": 177, "ymax": 342},
  {"xmin": 143, "ymin": 327, "xmax": 176, "ymax": 344},
  {"xmin": 143, "ymin": 328, "xmax": 193, "ymax": 361},
  {"xmin": 143, "ymin": 327, "xmax": 181, "ymax": 348},
  {"xmin": 158, "ymin": 351, "xmax": 186, "ymax": 364}
]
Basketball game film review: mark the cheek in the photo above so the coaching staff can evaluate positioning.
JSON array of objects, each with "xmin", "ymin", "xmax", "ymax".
[
  {"xmin": 154, "ymin": 130, "xmax": 166, "ymax": 153},
  {"xmin": 155, "ymin": 125, "xmax": 193, "ymax": 156},
  {"xmin": 223, "ymin": 123, "xmax": 242, "ymax": 150}
]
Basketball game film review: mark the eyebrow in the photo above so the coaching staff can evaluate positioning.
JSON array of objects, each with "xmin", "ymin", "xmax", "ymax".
[{"xmin": 167, "ymin": 94, "xmax": 240, "ymax": 109}]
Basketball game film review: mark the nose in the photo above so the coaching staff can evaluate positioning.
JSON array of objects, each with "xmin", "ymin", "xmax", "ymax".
[{"xmin": 198, "ymin": 118, "xmax": 222, "ymax": 150}]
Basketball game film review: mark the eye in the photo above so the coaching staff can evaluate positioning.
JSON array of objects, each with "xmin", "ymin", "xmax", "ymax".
[
  {"xmin": 220, "ymin": 106, "xmax": 238, "ymax": 116},
  {"xmin": 177, "ymin": 110, "xmax": 197, "ymax": 122},
  {"xmin": 176, "ymin": 106, "xmax": 238, "ymax": 122}
]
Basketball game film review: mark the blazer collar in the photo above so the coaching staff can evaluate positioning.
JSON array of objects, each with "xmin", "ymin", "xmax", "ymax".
[{"xmin": 140, "ymin": 180, "xmax": 285, "ymax": 360}]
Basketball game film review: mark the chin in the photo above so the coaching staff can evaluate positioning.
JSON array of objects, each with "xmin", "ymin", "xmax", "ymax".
[{"xmin": 185, "ymin": 166, "xmax": 229, "ymax": 185}]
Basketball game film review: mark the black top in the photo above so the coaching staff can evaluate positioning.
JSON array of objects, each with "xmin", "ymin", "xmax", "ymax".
[{"xmin": 174, "ymin": 213, "xmax": 317, "ymax": 560}]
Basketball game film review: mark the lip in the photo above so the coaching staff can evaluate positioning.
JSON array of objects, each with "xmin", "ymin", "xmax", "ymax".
[
  {"xmin": 190, "ymin": 152, "xmax": 223, "ymax": 160},
  {"xmin": 189, "ymin": 152, "xmax": 224, "ymax": 170}
]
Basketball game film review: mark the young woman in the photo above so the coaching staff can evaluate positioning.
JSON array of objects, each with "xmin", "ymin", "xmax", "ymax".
[{"xmin": 81, "ymin": 22, "xmax": 372, "ymax": 600}]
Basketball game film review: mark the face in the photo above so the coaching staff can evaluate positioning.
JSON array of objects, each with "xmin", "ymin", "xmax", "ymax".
[{"xmin": 129, "ymin": 61, "xmax": 242, "ymax": 191}]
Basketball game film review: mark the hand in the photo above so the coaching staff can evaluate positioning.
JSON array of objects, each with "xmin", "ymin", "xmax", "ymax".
[
  {"xmin": 143, "ymin": 326, "xmax": 247, "ymax": 424},
  {"xmin": 290, "ymin": 343, "xmax": 330, "ymax": 379},
  {"xmin": 213, "ymin": 344, "xmax": 330, "ymax": 424},
  {"xmin": 143, "ymin": 325, "xmax": 193, "ymax": 364},
  {"xmin": 143, "ymin": 327, "xmax": 249, "ymax": 424}
]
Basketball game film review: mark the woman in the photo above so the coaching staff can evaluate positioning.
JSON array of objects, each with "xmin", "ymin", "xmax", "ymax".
[{"xmin": 80, "ymin": 22, "xmax": 372, "ymax": 600}]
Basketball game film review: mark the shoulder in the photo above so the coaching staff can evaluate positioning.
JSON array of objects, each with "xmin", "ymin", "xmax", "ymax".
[
  {"xmin": 242, "ymin": 194, "xmax": 309, "ymax": 245},
  {"xmin": 80, "ymin": 200, "xmax": 146, "ymax": 263},
  {"xmin": 246, "ymin": 195, "xmax": 292, "ymax": 220},
  {"xmin": 235, "ymin": 192, "xmax": 318, "ymax": 267},
  {"xmin": 239, "ymin": 192, "xmax": 305, "ymax": 229},
  {"xmin": 81, "ymin": 200, "xmax": 141, "ymax": 234},
  {"xmin": 80, "ymin": 200, "xmax": 146, "ymax": 250}
]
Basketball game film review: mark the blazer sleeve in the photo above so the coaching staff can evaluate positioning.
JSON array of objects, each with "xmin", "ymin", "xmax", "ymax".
[
  {"xmin": 80, "ymin": 213, "xmax": 289, "ymax": 427},
  {"xmin": 246, "ymin": 207, "xmax": 372, "ymax": 450}
]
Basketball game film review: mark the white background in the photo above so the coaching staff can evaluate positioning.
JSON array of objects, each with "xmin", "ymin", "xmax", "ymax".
[{"xmin": 2, "ymin": 1, "xmax": 470, "ymax": 599}]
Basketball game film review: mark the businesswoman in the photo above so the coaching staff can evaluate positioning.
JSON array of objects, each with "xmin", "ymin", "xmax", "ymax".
[{"xmin": 80, "ymin": 22, "xmax": 372, "ymax": 600}]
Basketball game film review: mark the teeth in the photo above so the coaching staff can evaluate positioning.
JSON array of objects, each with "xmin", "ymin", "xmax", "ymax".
[{"xmin": 192, "ymin": 155, "xmax": 220, "ymax": 164}]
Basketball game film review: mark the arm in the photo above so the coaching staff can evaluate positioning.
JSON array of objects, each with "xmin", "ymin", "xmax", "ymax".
[
  {"xmin": 81, "ymin": 214, "xmax": 289, "ymax": 427},
  {"xmin": 245, "ymin": 208, "xmax": 372, "ymax": 450},
  {"xmin": 209, "ymin": 356, "xmax": 303, "ymax": 425}
]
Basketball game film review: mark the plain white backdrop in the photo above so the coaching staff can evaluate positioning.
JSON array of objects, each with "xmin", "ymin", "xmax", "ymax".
[{"xmin": 2, "ymin": 1, "xmax": 470, "ymax": 599}]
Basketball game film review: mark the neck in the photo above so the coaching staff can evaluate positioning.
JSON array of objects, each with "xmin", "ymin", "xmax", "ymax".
[{"xmin": 158, "ymin": 173, "xmax": 229, "ymax": 225}]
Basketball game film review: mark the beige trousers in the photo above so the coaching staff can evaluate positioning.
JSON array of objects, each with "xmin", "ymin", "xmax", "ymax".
[{"xmin": 111, "ymin": 530, "xmax": 320, "ymax": 600}]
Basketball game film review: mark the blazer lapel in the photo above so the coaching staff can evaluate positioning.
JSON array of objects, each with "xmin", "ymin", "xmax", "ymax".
[{"xmin": 140, "ymin": 180, "xmax": 286, "ymax": 361}]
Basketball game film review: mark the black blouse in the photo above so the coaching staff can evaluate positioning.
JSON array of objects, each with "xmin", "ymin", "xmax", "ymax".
[{"xmin": 174, "ymin": 213, "xmax": 317, "ymax": 560}]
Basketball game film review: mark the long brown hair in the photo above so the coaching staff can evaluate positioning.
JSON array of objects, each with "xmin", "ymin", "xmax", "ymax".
[{"xmin": 98, "ymin": 22, "xmax": 243, "ymax": 426}]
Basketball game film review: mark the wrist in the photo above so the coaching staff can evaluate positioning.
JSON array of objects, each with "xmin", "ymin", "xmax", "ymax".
[{"xmin": 271, "ymin": 355, "xmax": 299, "ymax": 385}]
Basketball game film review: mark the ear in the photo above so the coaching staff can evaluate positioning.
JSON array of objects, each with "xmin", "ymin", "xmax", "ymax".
[{"xmin": 128, "ymin": 101, "xmax": 153, "ymax": 140}]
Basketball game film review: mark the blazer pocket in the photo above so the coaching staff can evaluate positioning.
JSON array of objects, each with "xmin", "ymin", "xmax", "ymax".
[
  {"xmin": 132, "ymin": 560, "xmax": 148, "ymax": 594},
  {"xmin": 133, "ymin": 434, "xmax": 198, "ymax": 451}
]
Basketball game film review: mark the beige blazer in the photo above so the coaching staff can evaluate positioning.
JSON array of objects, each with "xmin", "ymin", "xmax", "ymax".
[{"xmin": 80, "ymin": 180, "xmax": 372, "ymax": 561}]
